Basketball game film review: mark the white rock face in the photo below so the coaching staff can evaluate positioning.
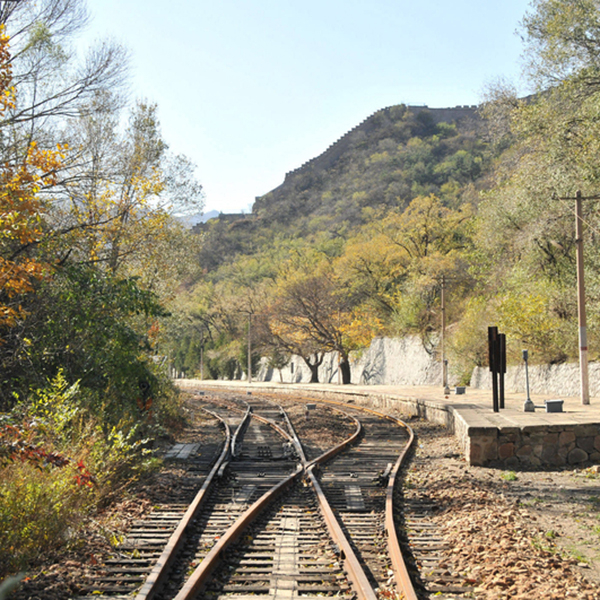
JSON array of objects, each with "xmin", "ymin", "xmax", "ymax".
[
  {"xmin": 255, "ymin": 334, "xmax": 600, "ymax": 395},
  {"xmin": 256, "ymin": 336, "xmax": 442, "ymax": 386},
  {"xmin": 471, "ymin": 362, "xmax": 600, "ymax": 396}
]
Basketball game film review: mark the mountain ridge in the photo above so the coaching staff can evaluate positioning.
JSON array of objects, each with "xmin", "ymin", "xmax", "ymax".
[{"xmin": 276, "ymin": 103, "xmax": 480, "ymax": 186}]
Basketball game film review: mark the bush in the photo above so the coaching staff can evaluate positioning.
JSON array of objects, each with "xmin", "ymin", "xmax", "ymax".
[
  {"xmin": 0, "ymin": 370, "xmax": 170, "ymax": 577},
  {"xmin": 0, "ymin": 461, "xmax": 94, "ymax": 574}
]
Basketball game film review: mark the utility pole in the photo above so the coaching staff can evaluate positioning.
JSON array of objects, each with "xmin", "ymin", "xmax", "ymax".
[
  {"xmin": 556, "ymin": 190, "xmax": 595, "ymax": 404},
  {"xmin": 199, "ymin": 328, "xmax": 204, "ymax": 381},
  {"xmin": 575, "ymin": 190, "xmax": 590, "ymax": 405},
  {"xmin": 441, "ymin": 276, "xmax": 449, "ymax": 394},
  {"xmin": 247, "ymin": 313, "xmax": 252, "ymax": 384},
  {"xmin": 556, "ymin": 190, "xmax": 596, "ymax": 405}
]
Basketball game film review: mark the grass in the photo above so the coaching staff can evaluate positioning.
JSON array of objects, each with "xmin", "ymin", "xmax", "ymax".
[
  {"xmin": 531, "ymin": 534, "xmax": 558, "ymax": 554},
  {"xmin": 565, "ymin": 546, "xmax": 589, "ymax": 564},
  {"xmin": 500, "ymin": 471, "xmax": 518, "ymax": 481},
  {"xmin": 0, "ymin": 461, "xmax": 95, "ymax": 574}
]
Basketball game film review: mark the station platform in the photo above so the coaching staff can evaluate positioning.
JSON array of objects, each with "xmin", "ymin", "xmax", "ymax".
[{"xmin": 176, "ymin": 379, "xmax": 600, "ymax": 469}]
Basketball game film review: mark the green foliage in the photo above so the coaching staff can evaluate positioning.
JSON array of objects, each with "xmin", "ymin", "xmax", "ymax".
[
  {"xmin": 448, "ymin": 297, "xmax": 493, "ymax": 380},
  {"xmin": 472, "ymin": 0, "xmax": 600, "ymax": 370},
  {"xmin": 205, "ymin": 106, "xmax": 491, "ymax": 273},
  {"xmin": 496, "ymin": 288, "xmax": 573, "ymax": 363},
  {"xmin": 522, "ymin": 0, "xmax": 600, "ymax": 88},
  {"xmin": 0, "ymin": 1, "xmax": 198, "ymax": 581},
  {"xmin": 0, "ymin": 369, "xmax": 164, "ymax": 576},
  {"xmin": 1, "ymin": 265, "xmax": 169, "ymax": 417},
  {"xmin": 185, "ymin": 2, "xmax": 600, "ymax": 385},
  {"xmin": 0, "ymin": 461, "xmax": 92, "ymax": 574}
]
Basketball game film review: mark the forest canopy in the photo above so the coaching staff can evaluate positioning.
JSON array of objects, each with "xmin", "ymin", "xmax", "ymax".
[{"xmin": 0, "ymin": 0, "xmax": 203, "ymax": 575}]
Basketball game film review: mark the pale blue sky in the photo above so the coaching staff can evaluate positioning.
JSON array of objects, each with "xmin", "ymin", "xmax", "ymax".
[{"xmin": 80, "ymin": 0, "xmax": 532, "ymax": 214}]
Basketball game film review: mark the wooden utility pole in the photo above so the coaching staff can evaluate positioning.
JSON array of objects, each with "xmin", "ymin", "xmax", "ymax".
[
  {"xmin": 200, "ymin": 328, "xmax": 204, "ymax": 381},
  {"xmin": 575, "ymin": 191, "xmax": 590, "ymax": 405},
  {"xmin": 441, "ymin": 276, "xmax": 449, "ymax": 393},
  {"xmin": 556, "ymin": 190, "xmax": 595, "ymax": 405},
  {"xmin": 247, "ymin": 313, "xmax": 252, "ymax": 384}
]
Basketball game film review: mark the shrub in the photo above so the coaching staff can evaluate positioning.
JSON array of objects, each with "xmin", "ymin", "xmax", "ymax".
[
  {"xmin": 0, "ymin": 461, "xmax": 94, "ymax": 574},
  {"xmin": 0, "ymin": 370, "xmax": 169, "ymax": 577}
]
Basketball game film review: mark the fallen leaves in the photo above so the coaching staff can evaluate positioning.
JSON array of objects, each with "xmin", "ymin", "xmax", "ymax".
[{"xmin": 404, "ymin": 420, "xmax": 600, "ymax": 599}]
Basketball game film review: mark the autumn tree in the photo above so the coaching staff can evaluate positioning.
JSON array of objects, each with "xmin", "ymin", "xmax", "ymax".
[
  {"xmin": 2, "ymin": 0, "xmax": 128, "ymax": 144},
  {"xmin": 338, "ymin": 195, "xmax": 474, "ymax": 352},
  {"xmin": 268, "ymin": 254, "xmax": 382, "ymax": 384},
  {"xmin": 0, "ymin": 24, "xmax": 65, "ymax": 334},
  {"xmin": 474, "ymin": 0, "xmax": 600, "ymax": 365}
]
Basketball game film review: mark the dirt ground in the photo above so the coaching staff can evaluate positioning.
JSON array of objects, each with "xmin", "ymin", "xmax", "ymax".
[{"xmin": 405, "ymin": 416, "xmax": 600, "ymax": 599}]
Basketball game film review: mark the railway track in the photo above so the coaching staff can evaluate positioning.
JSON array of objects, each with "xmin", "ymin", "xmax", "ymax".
[{"xmin": 78, "ymin": 389, "xmax": 467, "ymax": 600}]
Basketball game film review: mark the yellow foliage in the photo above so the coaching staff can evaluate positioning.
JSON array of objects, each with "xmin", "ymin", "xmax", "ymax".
[
  {"xmin": 0, "ymin": 29, "xmax": 65, "ymax": 331},
  {"xmin": 337, "ymin": 306, "xmax": 383, "ymax": 350},
  {"xmin": 496, "ymin": 292, "xmax": 559, "ymax": 347}
]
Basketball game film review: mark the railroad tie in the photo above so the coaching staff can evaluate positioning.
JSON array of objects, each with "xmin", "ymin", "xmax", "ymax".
[
  {"xmin": 344, "ymin": 484, "xmax": 365, "ymax": 511},
  {"xmin": 270, "ymin": 516, "xmax": 300, "ymax": 598}
]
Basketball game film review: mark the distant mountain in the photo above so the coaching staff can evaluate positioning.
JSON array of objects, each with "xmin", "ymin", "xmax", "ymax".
[
  {"xmin": 253, "ymin": 103, "xmax": 486, "ymax": 230},
  {"xmin": 178, "ymin": 209, "xmax": 219, "ymax": 228}
]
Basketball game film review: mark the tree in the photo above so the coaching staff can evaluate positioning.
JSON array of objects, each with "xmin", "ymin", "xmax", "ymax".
[
  {"xmin": 521, "ymin": 0, "xmax": 600, "ymax": 90},
  {"xmin": 470, "ymin": 0, "xmax": 600, "ymax": 366},
  {"xmin": 338, "ymin": 195, "xmax": 474, "ymax": 351},
  {"xmin": 2, "ymin": 0, "xmax": 128, "ymax": 139},
  {"xmin": 267, "ymin": 257, "xmax": 382, "ymax": 384},
  {"xmin": 0, "ymin": 25, "xmax": 65, "ymax": 333},
  {"xmin": 50, "ymin": 99, "xmax": 203, "ymax": 280}
]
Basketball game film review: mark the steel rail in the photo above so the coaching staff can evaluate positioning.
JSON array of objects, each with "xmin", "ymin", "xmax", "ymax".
[
  {"xmin": 306, "ymin": 466, "xmax": 377, "ymax": 600},
  {"xmin": 381, "ymin": 414, "xmax": 418, "ymax": 600},
  {"xmin": 301, "ymin": 410, "xmax": 379, "ymax": 600},
  {"xmin": 278, "ymin": 405, "xmax": 308, "ymax": 463},
  {"xmin": 292, "ymin": 396, "xmax": 419, "ymax": 600},
  {"xmin": 305, "ymin": 411, "xmax": 362, "ymax": 470},
  {"xmin": 244, "ymin": 403, "xmax": 381, "ymax": 600},
  {"xmin": 230, "ymin": 403, "xmax": 251, "ymax": 458},
  {"xmin": 307, "ymin": 401, "xmax": 418, "ymax": 600},
  {"xmin": 139, "ymin": 397, "xmax": 392, "ymax": 600},
  {"xmin": 168, "ymin": 403, "xmax": 371, "ymax": 600},
  {"xmin": 134, "ymin": 409, "xmax": 231, "ymax": 600},
  {"xmin": 172, "ymin": 465, "xmax": 303, "ymax": 599},
  {"xmin": 167, "ymin": 404, "xmax": 303, "ymax": 600},
  {"xmin": 278, "ymin": 404, "xmax": 379, "ymax": 600},
  {"xmin": 251, "ymin": 411, "xmax": 295, "ymax": 443}
]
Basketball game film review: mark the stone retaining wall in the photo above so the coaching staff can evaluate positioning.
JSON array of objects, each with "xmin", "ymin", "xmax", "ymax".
[
  {"xmin": 471, "ymin": 362, "xmax": 600, "ymax": 397},
  {"xmin": 465, "ymin": 423, "xmax": 600, "ymax": 468},
  {"xmin": 256, "ymin": 336, "xmax": 442, "ymax": 386}
]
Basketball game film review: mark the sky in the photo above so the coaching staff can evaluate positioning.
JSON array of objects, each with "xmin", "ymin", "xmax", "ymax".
[{"xmin": 78, "ymin": 0, "xmax": 533, "ymax": 215}]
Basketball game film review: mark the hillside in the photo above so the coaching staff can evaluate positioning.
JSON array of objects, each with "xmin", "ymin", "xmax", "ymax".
[
  {"xmin": 197, "ymin": 103, "xmax": 491, "ymax": 270},
  {"xmin": 255, "ymin": 103, "xmax": 484, "ymax": 226}
]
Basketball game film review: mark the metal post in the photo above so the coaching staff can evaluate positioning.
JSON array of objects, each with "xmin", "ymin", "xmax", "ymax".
[
  {"xmin": 200, "ymin": 329, "xmax": 204, "ymax": 382},
  {"xmin": 247, "ymin": 313, "xmax": 252, "ymax": 384},
  {"xmin": 488, "ymin": 326, "xmax": 499, "ymax": 413},
  {"xmin": 499, "ymin": 333, "xmax": 506, "ymax": 409},
  {"xmin": 441, "ymin": 276, "xmax": 450, "ymax": 394},
  {"xmin": 523, "ymin": 349, "xmax": 534, "ymax": 412},
  {"xmin": 575, "ymin": 191, "xmax": 590, "ymax": 405}
]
